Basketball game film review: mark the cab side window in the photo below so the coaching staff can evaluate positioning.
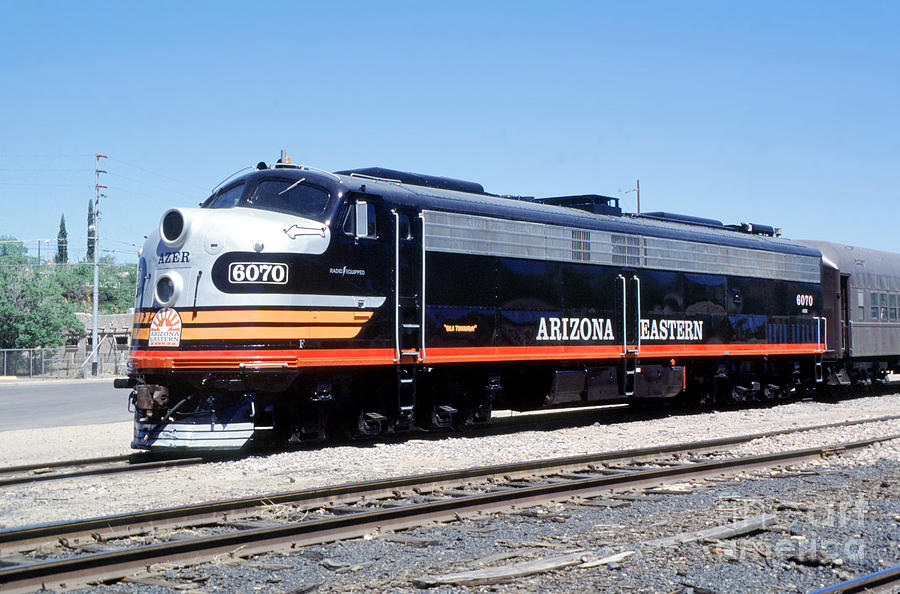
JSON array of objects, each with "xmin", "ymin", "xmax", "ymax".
[
  {"xmin": 398, "ymin": 214, "xmax": 413, "ymax": 240},
  {"xmin": 204, "ymin": 181, "xmax": 245, "ymax": 209},
  {"xmin": 343, "ymin": 201, "xmax": 377, "ymax": 239}
]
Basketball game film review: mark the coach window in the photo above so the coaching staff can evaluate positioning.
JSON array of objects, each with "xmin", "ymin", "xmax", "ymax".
[
  {"xmin": 890, "ymin": 294, "xmax": 897, "ymax": 322},
  {"xmin": 858, "ymin": 291, "xmax": 865, "ymax": 321},
  {"xmin": 871, "ymin": 293, "xmax": 879, "ymax": 320}
]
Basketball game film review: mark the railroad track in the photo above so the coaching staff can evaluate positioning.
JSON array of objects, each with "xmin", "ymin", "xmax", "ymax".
[
  {"xmin": 0, "ymin": 404, "xmax": 638, "ymax": 489},
  {"xmin": 2, "ymin": 403, "xmax": 898, "ymax": 490},
  {"xmin": 0, "ymin": 454, "xmax": 207, "ymax": 489},
  {"xmin": 1, "ymin": 422, "xmax": 898, "ymax": 592},
  {"xmin": 811, "ymin": 564, "xmax": 900, "ymax": 593}
]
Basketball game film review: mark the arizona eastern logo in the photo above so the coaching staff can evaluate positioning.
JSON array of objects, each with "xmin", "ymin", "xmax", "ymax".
[
  {"xmin": 536, "ymin": 316, "xmax": 705, "ymax": 342},
  {"xmin": 640, "ymin": 319, "xmax": 704, "ymax": 341},
  {"xmin": 148, "ymin": 308, "xmax": 183, "ymax": 347},
  {"xmin": 537, "ymin": 317, "xmax": 615, "ymax": 341}
]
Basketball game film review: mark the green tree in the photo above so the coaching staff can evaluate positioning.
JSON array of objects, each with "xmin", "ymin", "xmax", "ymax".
[
  {"xmin": 9, "ymin": 271, "xmax": 83, "ymax": 348},
  {"xmin": 100, "ymin": 260, "xmax": 138, "ymax": 313},
  {"xmin": 0, "ymin": 235, "xmax": 138, "ymax": 348},
  {"xmin": 0, "ymin": 235, "xmax": 28, "ymax": 262},
  {"xmin": 52, "ymin": 259, "xmax": 137, "ymax": 314},
  {"xmin": 55, "ymin": 214, "xmax": 68, "ymax": 264},
  {"xmin": 0, "ymin": 237, "xmax": 84, "ymax": 348}
]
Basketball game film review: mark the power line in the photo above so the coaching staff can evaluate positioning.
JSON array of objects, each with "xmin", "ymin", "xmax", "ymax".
[
  {"xmin": 0, "ymin": 153, "xmax": 93, "ymax": 159},
  {"xmin": 107, "ymin": 156, "xmax": 206, "ymax": 191},
  {"xmin": 0, "ymin": 237, "xmax": 54, "ymax": 244},
  {"xmin": 104, "ymin": 186, "xmax": 167, "ymax": 200},
  {"xmin": 105, "ymin": 171, "xmax": 197, "ymax": 199},
  {"xmin": 0, "ymin": 182, "xmax": 87, "ymax": 188},
  {"xmin": 105, "ymin": 185, "xmax": 205, "ymax": 203},
  {"xmin": 1, "ymin": 237, "xmax": 139, "ymax": 247},
  {"xmin": 0, "ymin": 168, "xmax": 87, "ymax": 172},
  {"xmin": 104, "ymin": 238, "xmax": 140, "ymax": 248},
  {"xmin": 0, "ymin": 262, "xmax": 130, "ymax": 269}
]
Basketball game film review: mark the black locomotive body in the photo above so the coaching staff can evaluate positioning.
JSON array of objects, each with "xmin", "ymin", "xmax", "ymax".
[{"xmin": 124, "ymin": 159, "xmax": 840, "ymax": 450}]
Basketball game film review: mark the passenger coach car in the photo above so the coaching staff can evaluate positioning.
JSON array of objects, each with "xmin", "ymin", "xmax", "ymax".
[
  {"xmin": 120, "ymin": 155, "xmax": 842, "ymax": 450},
  {"xmin": 801, "ymin": 240, "xmax": 900, "ymax": 385}
]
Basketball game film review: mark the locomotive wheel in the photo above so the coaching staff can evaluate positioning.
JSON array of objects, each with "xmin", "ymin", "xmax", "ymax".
[
  {"xmin": 696, "ymin": 387, "xmax": 715, "ymax": 408},
  {"xmin": 694, "ymin": 378, "xmax": 718, "ymax": 408}
]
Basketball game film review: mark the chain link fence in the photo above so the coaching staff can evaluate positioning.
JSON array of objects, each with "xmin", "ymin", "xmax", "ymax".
[{"xmin": 0, "ymin": 344, "xmax": 129, "ymax": 379}]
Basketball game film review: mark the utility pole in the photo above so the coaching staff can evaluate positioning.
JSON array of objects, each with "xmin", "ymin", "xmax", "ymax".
[
  {"xmin": 91, "ymin": 153, "xmax": 108, "ymax": 377},
  {"xmin": 636, "ymin": 179, "xmax": 640, "ymax": 215},
  {"xmin": 623, "ymin": 180, "xmax": 641, "ymax": 215}
]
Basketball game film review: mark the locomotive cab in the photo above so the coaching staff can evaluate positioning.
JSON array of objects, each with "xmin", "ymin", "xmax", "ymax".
[{"xmin": 128, "ymin": 165, "xmax": 366, "ymax": 450}]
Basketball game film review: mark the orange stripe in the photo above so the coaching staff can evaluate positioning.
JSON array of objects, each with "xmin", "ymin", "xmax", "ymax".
[
  {"xmin": 422, "ymin": 345, "xmax": 623, "ymax": 363},
  {"xmin": 130, "ymin": 348, "xmax": 396, "ymax": 370},
  {"xmin": 637, "ymin": 344, "xmax": 821, "ymax": 357},
  {"xmin": 423, "ymin": 343, "xmax": 822, "ymax": 363},
  {"xmin": 130, "ymin": 342, "xmax": 823, "ymax": 371}
]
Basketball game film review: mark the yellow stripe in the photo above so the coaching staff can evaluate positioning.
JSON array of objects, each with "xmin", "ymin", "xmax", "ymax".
[
  {"xmin": 135, "ymin": 326, "xmax": 364, "ymax": 341},
  {"xmin": 180, "ymin": 326, "xmax": 364, "ymax": 340},
  {"xmin": 133, "ymin": 309, "xmax": 373, "ymax": 341}
]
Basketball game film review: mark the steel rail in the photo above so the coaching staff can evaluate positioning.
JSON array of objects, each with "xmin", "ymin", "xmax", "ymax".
[
  {"xmin": 809, "ymin": 564, "xmax": 900, "ymax": 593},
  {"xmin": 1, "ymin": 434, "xmax": 898, "ymax": 593},
  {"xmin": 1, "ymin": 414, "xmax": 898, "ymax": 553},
  {"xmin": 0, "ymin": 454, "xmax": 132, "ymax": 475},
  {"xmin": 0, "ymin": 456, "xmax": 206, "ymax": 488}
]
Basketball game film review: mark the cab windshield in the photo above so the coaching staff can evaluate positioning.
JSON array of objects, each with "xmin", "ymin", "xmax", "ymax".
[
  {"xmin": 203, "ymin": 178, "xmax": 331, "ymax": 221},
  {"xmin": 204, "ymin": 182, "xmax": 245, "ymax": 209}
]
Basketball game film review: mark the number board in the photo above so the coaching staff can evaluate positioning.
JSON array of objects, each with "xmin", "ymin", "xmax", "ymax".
[{"xmin": 228, "ymin": 262, "xmax": 289, "ymax": 285}]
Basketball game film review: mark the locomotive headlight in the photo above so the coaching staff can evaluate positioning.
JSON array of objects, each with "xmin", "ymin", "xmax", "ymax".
[
  {"xmin": 159, "ymin": 209, "xmax": 188, "ymax": 248},
  {"xmin": 154, "ymin": 272, "xmax": 182, "ymax": 307}
]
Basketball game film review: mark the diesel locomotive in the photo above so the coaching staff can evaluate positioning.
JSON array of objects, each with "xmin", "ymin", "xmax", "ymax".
[{"xmin": 117, "ymin": 154, "xmax": 900, "ymax": 450}]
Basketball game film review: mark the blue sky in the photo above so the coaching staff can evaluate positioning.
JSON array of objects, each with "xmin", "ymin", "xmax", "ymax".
[{"xmin": 1, "ymin": 1, "xmax": 898, "ymax": 261}]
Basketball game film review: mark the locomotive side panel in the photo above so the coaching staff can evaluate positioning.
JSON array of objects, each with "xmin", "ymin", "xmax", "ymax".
[
  {"xmin": 421, "ymin": 209, "xmax": 823, "ymax": 364},
  {"xmin": 424, "ymin": 254, "xmax": 823, "ymax": 356}
]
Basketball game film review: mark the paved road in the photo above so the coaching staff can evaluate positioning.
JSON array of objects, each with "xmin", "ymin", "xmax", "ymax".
[{"xmin": 0, "ymin": 378, "xmax": 131, "ymax": 431}]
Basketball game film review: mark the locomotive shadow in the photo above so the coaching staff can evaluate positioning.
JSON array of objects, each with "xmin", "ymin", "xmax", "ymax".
[{"xmin": 270, "ymin": 386, "xmax": 883, "ymax": 454}]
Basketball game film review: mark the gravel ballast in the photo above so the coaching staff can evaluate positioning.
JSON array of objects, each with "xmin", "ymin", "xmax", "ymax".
[
  {"xmin": 87, "ymin": 436, "xmax": 900, "ymax": 593},
  {"xmin": 0, "ymin": 394, "xmax": 898, "ymax": 531}
]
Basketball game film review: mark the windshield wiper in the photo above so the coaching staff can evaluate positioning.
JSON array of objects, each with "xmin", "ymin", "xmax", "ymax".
[{"xmin": 278, "ymin": 177, "xmax": 306, "ymax": 195}]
